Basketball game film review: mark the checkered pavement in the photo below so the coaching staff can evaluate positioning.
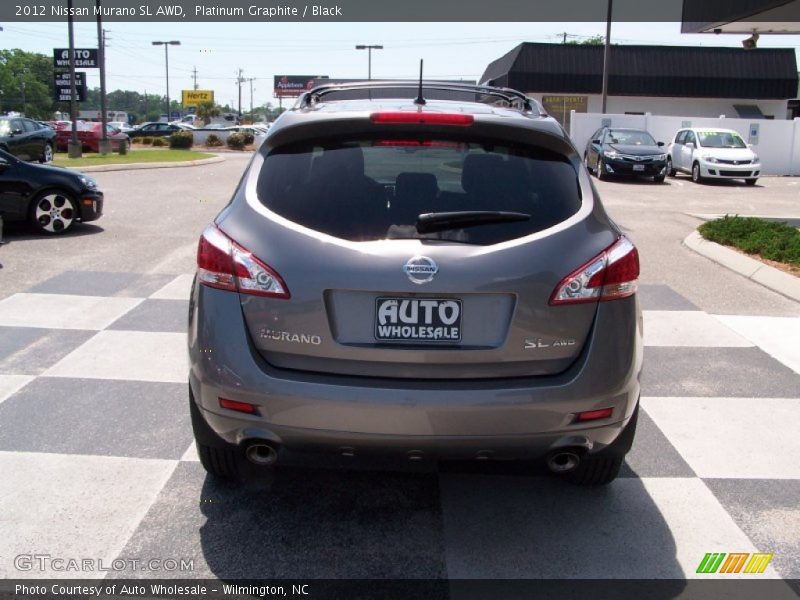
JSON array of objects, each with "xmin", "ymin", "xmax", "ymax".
[{"xmin": 0, "ymin": 272, "xmax": 798, "ymax": 583}]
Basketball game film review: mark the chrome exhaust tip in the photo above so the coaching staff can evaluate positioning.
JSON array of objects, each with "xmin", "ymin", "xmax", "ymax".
[
  {"xmin": 245, "ymin": 442, "xmax": 278, "ymax": 466},
  {"xmin": 546, "ymin": 450, "xmax": 581, "ymax": 473}
]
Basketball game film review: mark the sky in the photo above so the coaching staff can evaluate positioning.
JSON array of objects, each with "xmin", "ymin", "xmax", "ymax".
[{"xmin": 2, "ymin": 20, "xmax": 799, "ymax": 111}]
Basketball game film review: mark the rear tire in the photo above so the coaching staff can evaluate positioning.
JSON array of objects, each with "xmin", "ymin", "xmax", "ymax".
[
  {"xmin": 745, "ymin": 178, "xmax": 758, "ymax": 186},
  {"xmin": 189, "ymin": 389, "xmax": 242, "ymax": 480},
  {"xmin": 39, "ymin": 142, "xmax": 54, "ymax": 164},
  {"xmin": 565, "ymin": 402, "xmax": 639, "ymax": 486},
  {"xmin": 654, "ymin": 174, "xmax": 666, "ymax": 183}
]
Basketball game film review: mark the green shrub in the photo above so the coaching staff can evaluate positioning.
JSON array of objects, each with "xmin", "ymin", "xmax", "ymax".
[
  {"xmin": 240, "ymin": 130, "xmax": 255, "ymax": 145},
  {"xmin": 226, "ymin": 132, "xmax": 247, "ymax": 150},
  {"xmin": 698, "ymin": 215, "xmax": 800, "ymax": 267},
  {"xmin": 151, "ymin": 137, "xmax": 166, "ymax": 147},
  {"xmin": 140, "ymin": 136, "xmax": 153, "ymax": 145},
  {"xmin": 205, "ymin": 134, "xmax": 223, "ymax": 147},
  {"xmin": 169, "ymin": 131, "xmax": 194, "ymax": 149}
]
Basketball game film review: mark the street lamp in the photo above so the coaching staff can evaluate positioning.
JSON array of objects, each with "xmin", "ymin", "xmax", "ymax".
[
  {"xmin": 152, "ymin": 40, "xmax": 180, "ymax": 120},
  {"xmin": 355, "ymin": 44, "xmax": 383, "ymax": 80}
]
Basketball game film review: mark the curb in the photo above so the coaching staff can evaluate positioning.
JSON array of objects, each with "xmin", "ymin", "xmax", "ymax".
[
  {"xmin": 683, "ymin": 230, "xmax": 800, "ymax": 302},
  {"xmin": 687, "ymin": 213, "xmax": 800, "ymax": 228},
  {"xmin": 60, "ymin": 154, "xmax": 225, "ymax": 173}
]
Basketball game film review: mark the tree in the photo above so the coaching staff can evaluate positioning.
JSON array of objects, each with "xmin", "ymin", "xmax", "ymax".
[
  {"xmin": 0, "ymin": 49, "xmax": 55, "ymax": 119},
  {"xmin": 566, "ymin": 35, "xmax": 607, "ymax": 46},
  {"xmin": 195, "ymin": 100, "xmax": 220, "ymax": 126}
]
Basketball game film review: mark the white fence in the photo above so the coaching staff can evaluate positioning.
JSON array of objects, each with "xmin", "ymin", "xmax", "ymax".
[{"xmin": 570, "ymin": 112, "xmax": 800, "ymax": 176}]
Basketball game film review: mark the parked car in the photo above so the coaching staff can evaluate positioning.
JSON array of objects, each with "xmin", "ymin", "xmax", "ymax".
[
  {"xmin": 0, "ymin": 116, "xmax": 57, "ymax": 163},
  {"xmin": 108, "ymin": 121, "xmax": 135, "ymax": 134},
  {"xmin": 188, "ymin": 82, "xmax": 642, "ymax": 486},
  {"xmin": 0, "ymin": 147, "xmax": 103, "ymax": 234},
  {"xmin": 584, "ymin": 127, "xmax": 667, "ymax": 183},
  {"xmin": 667, "ymin": 127, "xmax": 761, "ymax": 185},
  {"xmin": 128, "ymin": 122, "xmax": 185, "ymax": 138},
  {"xmin": 55, "ymin": 122, "xmax": 130, "ymax": 153}
]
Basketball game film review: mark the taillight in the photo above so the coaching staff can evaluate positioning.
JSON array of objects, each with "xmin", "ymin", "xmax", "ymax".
[
  {"xmin": 549, "ymin": 236, "xmax": 639, "ymax": 305},
  {"xmin": 196, "ymin": 224, "xmax": 290, "ymax": 298},
  {"xmin": 370, "ymin": 112, "xmax": 474, "ymax": 126},
  {"xmin": 219, "ymin": 398, "xmax": 258, "ymax": 414},
  {"xmin": 574, "ymin": 407, "xmax": 614, "ymax": 422}
]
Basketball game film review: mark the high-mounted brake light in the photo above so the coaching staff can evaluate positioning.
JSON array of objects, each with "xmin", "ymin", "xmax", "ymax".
[
  {"xmin": 197, "ymin": 224, "xmax": 290, "ymax": 298},
  {"xmin": 549, "ymin": 236, "xmax": 639, "ymax": 306},
  {"xmin": 370, "ymin": 112, "xmax": 474, "ymax": 126}
]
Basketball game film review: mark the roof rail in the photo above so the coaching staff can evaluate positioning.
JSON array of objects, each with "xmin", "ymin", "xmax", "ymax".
[{"xmin": 294, "ymin": 81, "xmax": 547, "ymax": 116}]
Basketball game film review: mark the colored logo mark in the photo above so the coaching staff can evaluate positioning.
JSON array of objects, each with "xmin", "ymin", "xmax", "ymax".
[{"xmin": 696, "ymin": 552, "xmax": 773, "ymax": 574}]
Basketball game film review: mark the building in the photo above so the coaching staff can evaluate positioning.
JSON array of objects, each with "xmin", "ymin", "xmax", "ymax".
[{"xmin": 479, "ymin": 42, "xmax": 798, "ymax": 128}]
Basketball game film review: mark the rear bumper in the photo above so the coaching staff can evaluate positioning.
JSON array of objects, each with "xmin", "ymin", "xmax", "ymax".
[{"xmin": 188, "ymin": 283, "xmax": 643, "ymax": 459}]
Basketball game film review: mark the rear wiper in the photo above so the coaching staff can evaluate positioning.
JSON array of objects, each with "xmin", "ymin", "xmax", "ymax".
[{"xmin": 416, "ymin": 211, "xmax": 530, "ymax": 234}]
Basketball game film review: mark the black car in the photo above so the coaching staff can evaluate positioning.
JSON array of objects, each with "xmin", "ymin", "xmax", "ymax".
[
  {"xmin": 584, "ymin": 127, "xmax": 667, "ymax": 183},
  {"xmin": 0, "ymin": 148, "xmax": 103, "ymax": 234},
  {"xmin": 128, "ymin": 122, "xmax": 186, "ymax": 138},
  {"xmin": 0, "ymin": 117, "xmax": 57, "ymax": 163}
]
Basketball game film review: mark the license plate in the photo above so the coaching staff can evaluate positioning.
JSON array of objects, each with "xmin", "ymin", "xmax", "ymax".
[
  {"xmin": 375, "ymin": 297, "xmax": 462, "ymax": 342},
  {"xmin": 633, "ymin": 164, "xmax": 645, "ymax": 171}
]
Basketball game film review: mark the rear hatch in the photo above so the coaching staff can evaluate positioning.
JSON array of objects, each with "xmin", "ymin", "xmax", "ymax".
[{"xmin": 215, "ymin": 114, "xmax": 622, "ymax": 379}]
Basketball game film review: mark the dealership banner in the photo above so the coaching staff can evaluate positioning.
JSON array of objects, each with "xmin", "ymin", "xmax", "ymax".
[{"xmin": 182, "ymin": 90, "xmax": 214, "ymax": 107}]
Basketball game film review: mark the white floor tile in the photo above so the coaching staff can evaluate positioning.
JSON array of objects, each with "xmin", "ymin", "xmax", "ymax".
[
  {"xmin": 642, "ymin": 397, "xmax": 800, "ymax": 479},
  {"xmin": 714, "ymin": 315, "xmax": 800, "ymax": 375},
  {"xmin": 0, "ymin": 294, "xmax": 142, "ymax": 330},
  {"xmin": 0, "ymin": 451, "xmax": 176, "ymax": 578},
  {"xmin": 42, "ymin": 331, "xmax": 188, "ymax": 383},
  {"xmin": 180, "ymin": 442, "xmax": 199, "ymax": 462},
  {"xmin": 643, "ymin": 311, "xmax": 753, "ymax": 347},
  {"xmin": 149, "ymin": 275, "xmax": 195, "ymax": 300}
]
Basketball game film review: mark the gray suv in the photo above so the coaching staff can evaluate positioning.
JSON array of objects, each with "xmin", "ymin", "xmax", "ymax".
[{"xmin": 188, "ymin": 82, "xmax": 642, "ymax": 485}]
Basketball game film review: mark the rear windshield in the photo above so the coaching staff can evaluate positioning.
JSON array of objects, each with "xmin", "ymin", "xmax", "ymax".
[{"xmin": 256, "ymin": 137, "xmax": 581, "ymax": 245}]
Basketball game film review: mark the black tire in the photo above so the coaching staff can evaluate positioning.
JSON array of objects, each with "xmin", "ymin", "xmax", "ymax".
[
  {"xmin": 745, "ymin": 178, "xmax": 758, "ymax": 186},
  {"xmin": 189, "ymin": 389, "xmax": 242, "ymax": 480},
  {"xmin": 666, "ymin": 156, "xmax": 676, "ymax": 177},
  {"xmin": 597, "ymin": 159, "xmax": 608, "ymax": 181},
  {"xmin": 654, "ymin": 174, "xmax": 666, "ymax": 183},
  {"xmin": 565, "ymin": 402, "xmax": 639, "ymax": 486},
  {"xmin": 29, "ymin": 189, "xmax": 78, "ymax": 235},
  {"xmin": 584, "ymin": 153, "xmax": 594, "ymax": 175},
  {"xmin": 39, "ymin": 142, "xmax": 54, "ymax": 164},
  {"xmin": 691, "ymin": 161, "xmax": 703, "ymax": 184}
]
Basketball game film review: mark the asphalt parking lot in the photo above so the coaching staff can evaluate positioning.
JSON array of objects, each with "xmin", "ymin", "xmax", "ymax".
[{"xmin": 0, "ymin": 155, "xmax": 798, "ymax": 589}]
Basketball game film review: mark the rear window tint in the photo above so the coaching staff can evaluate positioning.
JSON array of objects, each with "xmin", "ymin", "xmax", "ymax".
[{"xmin": 256, "ymin": 137, "xmax": 581, "ymax": 245}]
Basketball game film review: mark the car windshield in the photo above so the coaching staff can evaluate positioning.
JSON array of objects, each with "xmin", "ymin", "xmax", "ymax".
[
  {"xmin": 697, "ymin": 131, "xmax": 747, "ymax": 148},
  {"xmin": 607, "ymin": 130, "xmax": 656, "ymax": 145},
  {"xmin": 257, "ymin": 137, "xmax": 581, "ymax": 245}
]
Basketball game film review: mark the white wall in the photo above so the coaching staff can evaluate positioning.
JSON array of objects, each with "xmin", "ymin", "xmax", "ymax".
[
  {"xmin": 527, "ymin": 92, "xmax": 789, "ymax": 120},
  {"xmin": 570, "ymin": 112, "xmax": 800, "ymax": 176}
]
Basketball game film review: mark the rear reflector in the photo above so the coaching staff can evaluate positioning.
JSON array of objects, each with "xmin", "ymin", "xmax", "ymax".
[
  {"xmin": 549, "ymin": 236, "xmax": 639, "ymax": 305},
  {"xmin": 197, "ymin": 224, "xmax": 290, "ymax": 298},
  {"xmin": 370, "ymin": 112, "xmax": 474, "ymax": 126},
  {"xmin": 219, "ymin": 398, "xmax": 258, "ymax": 414},
  {"xmin": 575, "ymin": 407, "xmax": 613, "ymax": 422}
]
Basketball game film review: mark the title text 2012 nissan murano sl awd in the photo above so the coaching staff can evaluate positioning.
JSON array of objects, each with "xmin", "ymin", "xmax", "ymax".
[{"xmin": 188, "ymin": 82, "xmax": 643, "ymax": 485}]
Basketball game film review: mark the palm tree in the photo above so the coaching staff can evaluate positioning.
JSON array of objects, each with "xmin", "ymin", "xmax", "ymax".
[{"xmin": 195, "ymin": 101, "xmax": 220, "ymax": 126}]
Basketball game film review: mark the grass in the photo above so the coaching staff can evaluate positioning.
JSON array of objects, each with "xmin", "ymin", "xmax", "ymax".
[
  {"xmin": 53, "ymin": 149, "xmax": 215, "ymax": 167},
  {"xmin": 698, "ymin": 215, "xmax": 800, "ymax": 268}
]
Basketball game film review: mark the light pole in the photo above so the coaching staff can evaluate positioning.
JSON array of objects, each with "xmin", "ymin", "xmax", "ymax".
[
  {"xmin": 152, "ymin": 40, "xmax": 180, "ymax": 121},
  {"xmin": 355, "ymin": 44, "xmax": 383, "ymax": 80}
]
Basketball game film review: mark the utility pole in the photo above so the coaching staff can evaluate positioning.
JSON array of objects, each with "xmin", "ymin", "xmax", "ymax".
[
  {"xmin": 192, "ymin": 66, "xmax": 198, "ymax": 90},
  {"xmin": 601, "ymin": 0, "xmax": 613, "ymax": 113},
  {"xmin": 247, "ymin": 77, "xmax": 255, "ymax": 119},
  {"xmin": 236, "ymin": 69, "xmax": 243, "ymax": 123},
  {"xmin": 67, "ymin": 0, "xmax": 81, "ymax": 158},
  {"xmin": 96, "ymin": 0, "xmax": 110, "ymax": 153},
  {"xmin": 355, "ymin": 45, "xmax": 383, "ymax": 80}
]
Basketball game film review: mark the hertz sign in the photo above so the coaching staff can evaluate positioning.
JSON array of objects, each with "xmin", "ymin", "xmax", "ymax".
[{"xmin": 182, "ymin": 90, "xmax": 214, "ymax": 107}]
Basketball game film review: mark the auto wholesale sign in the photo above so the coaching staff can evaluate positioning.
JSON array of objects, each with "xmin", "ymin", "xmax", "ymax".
[
  {"xmin": 53, "ymin": 71, "xmax": 87, "ymax": 102},
  {"xmin": 182, "ymin": 89, "xmax": 214, "ymax": 107},
  {"xmin": 274, "ymin": 75, "xmax": 329, "ymax": 98},
  {"xmin": 53, "ymin": 48, "xmax": 98, "ymax": 68}
]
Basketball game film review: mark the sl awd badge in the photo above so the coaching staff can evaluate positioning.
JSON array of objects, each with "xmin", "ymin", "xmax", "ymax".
[{"xmin": 403, "ymin": 256, "xmax": 438, "ymax": 284}]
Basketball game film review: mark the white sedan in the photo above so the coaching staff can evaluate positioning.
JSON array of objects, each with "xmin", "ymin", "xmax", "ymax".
[{"xmin": 666, "ymin": 128, "xmax": 761, "ymax": 185}]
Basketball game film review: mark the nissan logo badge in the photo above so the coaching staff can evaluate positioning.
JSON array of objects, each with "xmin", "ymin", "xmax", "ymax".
[{"xmin": 403, "ymin": 256, "xmax": 438, "ymax": 284}]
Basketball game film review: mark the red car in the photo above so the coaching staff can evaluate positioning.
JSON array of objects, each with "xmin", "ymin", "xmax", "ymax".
[{"xmin": 55, "ymin": 122, "xmax": 130, "ymax": 153}]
